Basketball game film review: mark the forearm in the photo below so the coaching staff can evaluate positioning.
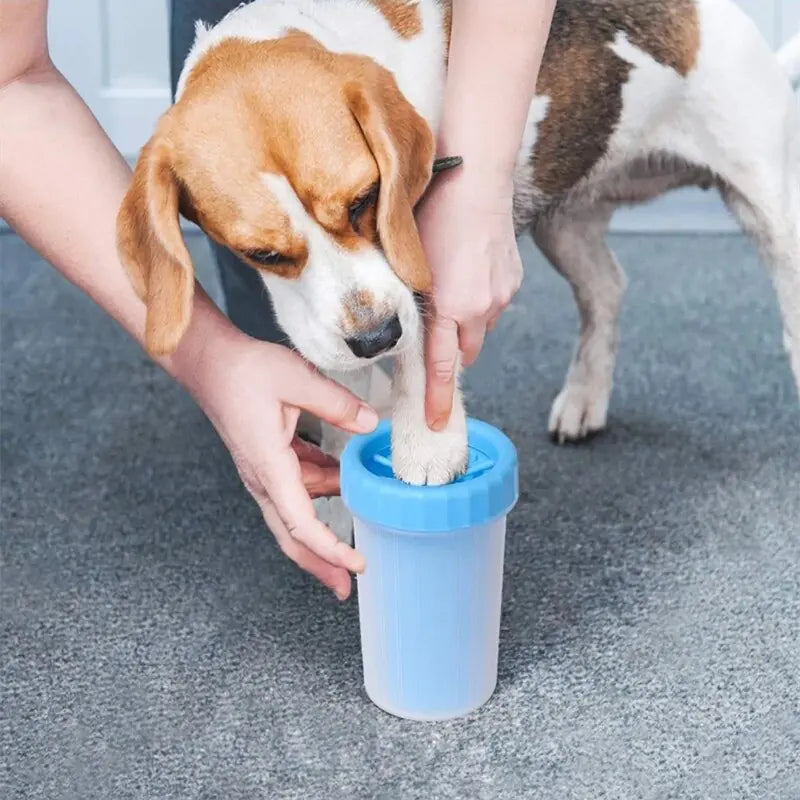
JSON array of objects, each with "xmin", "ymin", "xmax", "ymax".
[
  {"xmin": 0, "ymin": 67, "xmax": 236, "ymax": 394},
  {"xmin": 439, "ymin": 0, "xmax": 555, "ymax": 191}
]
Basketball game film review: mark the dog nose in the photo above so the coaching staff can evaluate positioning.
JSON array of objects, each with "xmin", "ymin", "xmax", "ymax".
[{"xmin": 345, "ymin": 314, "xmax": 402, "ymax": 359}]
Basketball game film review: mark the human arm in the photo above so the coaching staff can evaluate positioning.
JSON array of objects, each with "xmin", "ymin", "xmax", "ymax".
[
  {"xmin": 420, "ymin": 0, "xmax": 556, "ymax": 429},
  {"xmin": 0, "ymin": 0, "xmax": 376, "ymax": 599}
]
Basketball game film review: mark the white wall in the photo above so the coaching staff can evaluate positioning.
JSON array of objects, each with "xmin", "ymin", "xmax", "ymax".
[{"xmin": 44, "ymin": 0, "xmax": 800, "ymax": 233}]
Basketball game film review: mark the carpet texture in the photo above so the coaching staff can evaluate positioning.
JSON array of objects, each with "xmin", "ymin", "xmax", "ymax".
[{"xmin": 2, "ymin": 232, "xmax": 798, "ymax": 800}]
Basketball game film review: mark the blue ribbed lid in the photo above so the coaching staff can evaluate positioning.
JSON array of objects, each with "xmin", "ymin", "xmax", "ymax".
[{"xmin": 340, "ymin": 418, "xmax": 518, "ymax": 532}]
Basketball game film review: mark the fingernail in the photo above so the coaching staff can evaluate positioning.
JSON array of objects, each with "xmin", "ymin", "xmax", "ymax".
[
  {"xmin": 355, "ymin": 404, "xmax": 379, "ymax": 431},
  {"xmin": 334, "ymin": 588, "xmax": 349, "ymax": 602},
  {"xmin": 430, "ymin": 414, "xmax": 448, "ymax": 432}
]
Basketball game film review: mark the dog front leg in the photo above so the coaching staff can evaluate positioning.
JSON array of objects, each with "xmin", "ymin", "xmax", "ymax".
[{"xmin": 391, "ymin": 332, "xmax": 469, "ymax": 486}]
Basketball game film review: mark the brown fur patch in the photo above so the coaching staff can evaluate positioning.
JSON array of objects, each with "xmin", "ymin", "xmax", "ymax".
[
  {"xmin": 345, "ymin": 76, "xmax": 435, "ymax": 292},
  {"xmin": 441, "ymin": 2, "xmax": 452, "ymax": 64},
  {"xmin": 240, "ymin": 240, "xmax": 310, "ymax": 280},
  {"xmin": 341, "ymin": 289, "xmax": 384, "ymax": 333},
  {"xmin": 309, "ymin": 184, "xmax": 379, "ymax": 251},
  {"xmin": 116, "ymin": 130, "xmax": 195, "ymax": 357},
  {"xmin": 367, "ymin": 0, "xmax": 422, "ymax": 38},
  {"xmin": 530, "ymin": 0, "xmax": 700, "ymax": 196}
]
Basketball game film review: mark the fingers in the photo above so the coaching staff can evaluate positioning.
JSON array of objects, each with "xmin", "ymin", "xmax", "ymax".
[
  {"xmin": 292, "ymin": 436, "xmax": 339, "ymax": 498},
  {"xmin": 261, "ymin": 444, "xmax": 365, "ymax": 575},
  {"xmin": 299, "ymin": 461, "xmax": 340, "ymax": 498},
  {"xmin": 424, "ymin": 314, "xmax": 459, "ymax": 431},
  {"xmin": 291, "ymin": 436, "xmax": 338, "ymax": 468},
  {"xmin": 459, "ymin": 318, "xmax": 487, "ymax": 368},
  {"xmin": 259, "ymin": 500, "xmax": 352, "ymax": 600},
  {"xmin": 281, "ymin": 354, "xmax": 378, "ymax": 434},
  {"xmin": 292, "ymin": 438, "xmax": 340, "ymax": 497}
]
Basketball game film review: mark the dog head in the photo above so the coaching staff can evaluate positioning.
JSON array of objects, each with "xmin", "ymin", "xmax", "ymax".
[{"xmin": 117, "ymin": 31, "xmax": 435, "ymax": 369}]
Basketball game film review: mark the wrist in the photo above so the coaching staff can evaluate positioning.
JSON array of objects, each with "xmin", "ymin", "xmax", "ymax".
[
  {"xmin": 428, "ymin": 161, "xmax": 514, "ymax": 215},
  {"xmin": 161, "ymin": 286, "xmax": 249, "ymax": 405},
  {"xmin": 434, "ymin": 137, "xmax": 516, "ymax": 197}
]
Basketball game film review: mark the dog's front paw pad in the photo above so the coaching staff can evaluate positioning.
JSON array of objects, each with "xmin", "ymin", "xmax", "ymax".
[
  {"xmin": 548, "ymin": 385, "xmax": 609, "ymax": 444},
  {"xmin": 392, "ymin": 429, "xmax": 469, "ymax": 487}
]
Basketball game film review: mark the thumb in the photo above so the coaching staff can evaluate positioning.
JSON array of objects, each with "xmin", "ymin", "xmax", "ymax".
[{"xmin": 282, "ymin": 356, "xmax": 379, "ymax": 434}]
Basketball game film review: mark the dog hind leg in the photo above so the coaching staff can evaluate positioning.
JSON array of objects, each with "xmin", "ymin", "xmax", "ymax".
[{"xmin": 533, "ymin": 206, "xmax": 627, "ymax": 443}]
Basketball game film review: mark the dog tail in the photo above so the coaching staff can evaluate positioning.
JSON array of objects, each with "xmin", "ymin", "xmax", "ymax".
[{"xmin": 777, "ymin": 31, "xmax": 800, "ymax": 89}]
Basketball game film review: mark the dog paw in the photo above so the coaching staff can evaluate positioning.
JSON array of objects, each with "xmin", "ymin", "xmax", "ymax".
[
  {"xmin": 548, "ymin": 384, "xmax": 609, "ymax": 444},
  {"xmin": 392, "ymin": 427, "xmax": 469, "ymax": 485},
  {"xmin": 313, "ymin": 496, "xmax": 354, "ymax": 544},
  {"xmin": 391, "ymin": 416, "xmax": 469, "ymax": 486}
]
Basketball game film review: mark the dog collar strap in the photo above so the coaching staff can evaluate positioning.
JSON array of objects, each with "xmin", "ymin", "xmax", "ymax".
[{"xmin": 432, "ymin": 155, "xmax": 463, "ymax": 174}]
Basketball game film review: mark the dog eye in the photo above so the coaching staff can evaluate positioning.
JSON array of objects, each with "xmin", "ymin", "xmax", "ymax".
[
  {"xmin": 245, "ymin": 250, "xmax": 290, "ymax": 267},
  {"xmin": 348, "ymin": 183, "xmax": 379, "ymax": 227}
]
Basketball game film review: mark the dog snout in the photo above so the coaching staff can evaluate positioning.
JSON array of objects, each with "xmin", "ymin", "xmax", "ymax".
[{"xmin": 344, "ymin": 313, "xmax": 402, "ymax": 359}]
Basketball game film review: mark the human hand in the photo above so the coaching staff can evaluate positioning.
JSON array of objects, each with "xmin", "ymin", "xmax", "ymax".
[
  {"xmin": 418, "ymin": 171, "xmax": 523, "ymax": 430},
  {"xmin": 182, "ymin": 333, "xmax": 378, "ymax": 600}
]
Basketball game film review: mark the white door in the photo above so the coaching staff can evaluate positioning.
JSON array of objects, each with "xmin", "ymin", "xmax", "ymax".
[
  {"xmin": 47, "ymin": 0, "xmax": 171, "ymax": 161},
  {"xmin": 46, "ymin": 0, "xmax": 800, "ymax": 231}
]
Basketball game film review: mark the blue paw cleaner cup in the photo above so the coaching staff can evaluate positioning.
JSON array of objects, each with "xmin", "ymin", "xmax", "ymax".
[{"xmin": 340, "ymin": 418, "xmax": 518, "ymax": 720}]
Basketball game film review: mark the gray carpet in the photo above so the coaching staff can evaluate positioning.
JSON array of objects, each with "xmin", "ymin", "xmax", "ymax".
[{"xmin": 2, "ymin": 231, "xmax": 799, "ymax": 800}]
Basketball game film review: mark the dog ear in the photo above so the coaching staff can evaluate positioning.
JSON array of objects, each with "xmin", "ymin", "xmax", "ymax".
[
  {"xmin": 345, "ymin": 74, "xmax": 435, "ymax": 293},
  {"xmin": 116, "ymin": 126, "xmax": 195, "ymax": 357}
]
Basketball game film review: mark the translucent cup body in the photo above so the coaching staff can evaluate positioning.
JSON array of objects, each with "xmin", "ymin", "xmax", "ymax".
[{"xmin": 354, "ymin": 515, "xmax": 507, "ymax": 721}]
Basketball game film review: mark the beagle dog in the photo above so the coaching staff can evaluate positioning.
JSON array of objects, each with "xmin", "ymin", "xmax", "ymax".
[{"xmin": 117, "ymin": 1, "xmax": 800, "ymax": 504}]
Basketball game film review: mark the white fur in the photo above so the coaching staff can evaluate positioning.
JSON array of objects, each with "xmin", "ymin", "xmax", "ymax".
[{"xmin": 517, "ymin": 95, "xmax": 550, "ymax": 170}]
